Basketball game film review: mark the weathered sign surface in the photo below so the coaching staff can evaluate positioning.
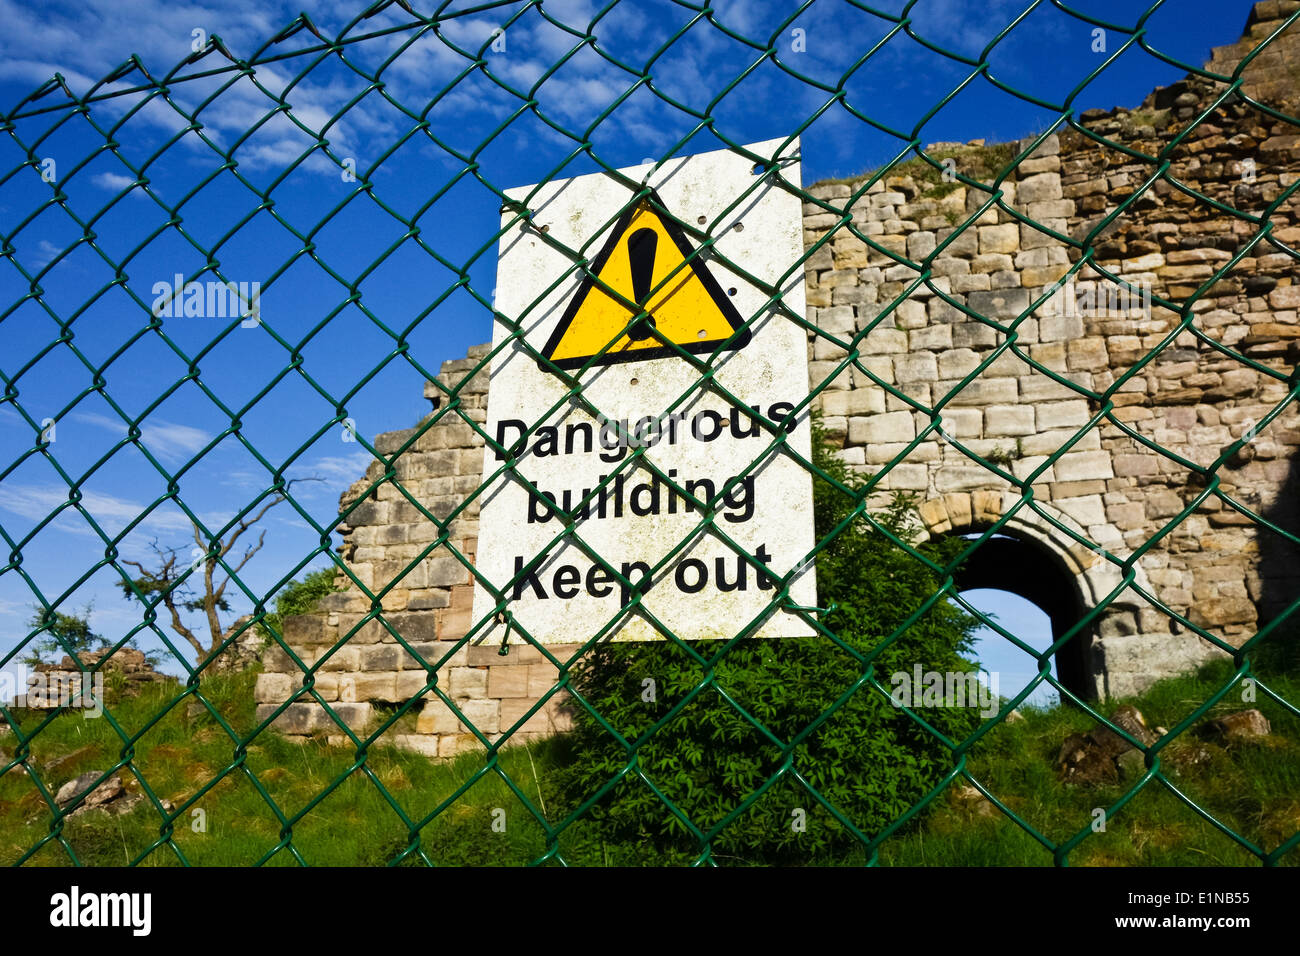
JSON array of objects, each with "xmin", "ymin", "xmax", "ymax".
[{"xmin": 472, "ymin": 138, "xmax": 816, "ymax": 644}]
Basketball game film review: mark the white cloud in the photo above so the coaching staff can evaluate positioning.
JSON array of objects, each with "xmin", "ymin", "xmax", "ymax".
[
  {"xmin": 92, "ymin": 171, "xmax": 138, "ymax": 191},
  {"xmin": 73, "ymin": 411, "xmax": 210, "ymax": 464},
  {"xmin": 30, "ymin": 239, "xmax": 62, "ymax": 268},
  {"xmin": 0, "ymin": 482, "xmax": 195, "ymax": 537}
]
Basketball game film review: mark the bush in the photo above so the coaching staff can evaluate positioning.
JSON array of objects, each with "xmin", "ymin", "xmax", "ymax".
[
  {"xmin": 22, "ymin": 605, "xmax": 106, "ymax": 667},
  {"xmin": 258, "ymin": 567, "xmax": 340, "ymax": 643},
  {"xmin": 557, "ymin": 423, "xmax": 985, "ymax": 863}
]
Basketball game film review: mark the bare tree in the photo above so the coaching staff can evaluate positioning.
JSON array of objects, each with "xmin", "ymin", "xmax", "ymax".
[{"xmin": 120, "ymin": 485, "xmax": 314, "ymax": 667}]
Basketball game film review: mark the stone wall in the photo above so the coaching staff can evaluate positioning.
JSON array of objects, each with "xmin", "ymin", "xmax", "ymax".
[
  {"xmin": 256, "ymin": 1, "xmax": 1300, "ymax": 748},
  {"xmin": 255, "ymin": 350, "xmax": 577, "ymax": 757}
]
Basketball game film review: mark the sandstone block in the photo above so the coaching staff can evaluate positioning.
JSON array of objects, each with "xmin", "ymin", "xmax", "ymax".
[
  {"xmin": 895, "ymin": 353, "xmax": 939, "ymax": 384},
  {"xmin": 1016, "ymin": 172, "xmax": 1062, "ymax": 203},
  {"xmin": 1053, "ymin": 450, "xmax": 1114, "ymax": 482},
  {"xmin": 1039, "ymin": 313, "xmax": 1084, "ymax": 342},
  {"xmin": 488, "ymin": 664, "xmax": 531, "ymax": 698},
  {"xmin": 449, "ymin": 665, "xmax": 488, "ymax": 699},
  {"xmin": 1036, "ymin": 400, "xmax": 1091, "ymax": 429},
  {"xmin": 978, "ymin": 223, "xmax": 1020, "ymax": 255},
  {"xmin": 984, "ymin": 404, "xmax": 1035, "ymax": 436},
  {"xmin": 852, "ymin": 411, "xmax": 916, "ymax": 444},
  {"xmin": 943, "ymin": 377, "xmax": 1018, "ymax": 405},
  {"xmin": 255, "ymin": 672, "xmax": 292, "ymax": 705}
]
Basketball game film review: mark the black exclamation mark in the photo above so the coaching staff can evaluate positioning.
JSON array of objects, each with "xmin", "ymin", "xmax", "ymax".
[{"xmin": 626, "ymin": 227, "xmax": 657, "ymax": 341}]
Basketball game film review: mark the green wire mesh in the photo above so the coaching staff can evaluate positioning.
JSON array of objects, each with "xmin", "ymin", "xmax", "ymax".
[{"xmin": 1, "ymin": 0, "xmax": 1298, "ymax": 866}]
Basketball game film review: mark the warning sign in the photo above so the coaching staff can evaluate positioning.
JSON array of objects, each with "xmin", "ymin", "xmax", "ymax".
[
  {"xmin": 473, "ymin": 138, "xmax": 816, "ymax": 645},
  {"xmin": 541, "ymin": 191, "xmax": 751, "ymax": 368}
]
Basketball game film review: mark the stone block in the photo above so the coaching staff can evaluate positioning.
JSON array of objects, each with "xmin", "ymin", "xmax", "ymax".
[
  {"xmin": 397, "ymin": 670, "xmax": 435, "ymax": 699},
  {"xmin": 1016, "ymin": 172, "xmax": 1062, "ymax": 204},
  {"xmin": 449, "ymin": 665, "xmax": 489, "ymax": 699},
  {"xmin": 459, "ymin": 698, "xmax": 501, "ymax": 735},
  {"xmin": 1146, "ymin": 490, "xmax": 1184, "ymax": 519},
  {"xmin": 972, "ymin": 490, "xmax": 1003, "ymax": 522},
  {"xmin": 939, "ymin": 348, "xmax": 982, "ymax": 379},
  {"xmin": 439, "ymin": 734, "xmax": 484, "ymax": 758},
  {"xmin": 1054, "ymin": 495, "xmax": 1107, "ymax": 526},
  {"xmin": 426, "ymin": 555, "xmax": 470, "ymax": 588},
  {"xmin": 1036, "ymin": 400, "xmax": 1091, "ymax": 429},
  {"xmin": 968, "ymin": 287, "xmax": 1030, "ymax": 320},
  {"xmin": 984, "ymin": 404, "xmax": 1036, "ymax": 436},
  {"xmin": 816, "ymin": 305, "xmax": 857, "ymax": 334},
  {"xmin": 1093, "ymin": 634, "xmax": 1227, "ymax": 698},
  {"xmin": 895, "ymin": 353, "xmax": 939, "ymax": 384},
  {"xmin": 919, "ymin": 498, "xmax": 951, "ymax": 534},
  {"xmin": 318, "ymin": 646, "xmax": 360, "ymax": 672},
  {"xmin": 1018, "ymin": 375, "xmax": 1080, "ymax": 402},
  {"xmin": 907, "ymin": 231, "xmax": 937, "ymax": 259},
  {"xmin": 863, "ymin": 327, "xmax": 907, "ymax": 353},
  {"xmin": 943, "ymin": 492, "xmax": 973, "ymax": 529},
  {"xmin": 488, "ymin": 664, "xmax": 531, "ymax": 698},
  {"xmin": 416, "ymin": 698, "xmax": 462, "ymax": 735},
  {"xmin": 978, "ymin": 223, "xmax": 1020, "ymax": 255},
  {"xmin": 935, "ymin": 465, "xmax": 1005, "ymax": 493},
  {"xmin": 1188, "ymin": 597, "xmax": 1256, "ymax": 628},
  {"xmin": 1053, "ymin": 450, "xmax": 1114, "ymax": 482},
  {"xmin": 942, "ymin": 377, "xmax": 1018, "ymax": 405},
  {"xmin": 850, "ymin": 411, "xmax": 916, "ymax": 444},
  {"xmin": 952, "ymin": 322, "xmax": 998, "ymax": 349},
  {"xmin": 908, "ymin": 325, "xmax": 952, "ymax": 351},
  {"xmin": 1039, "ymin": 313, "xmax": 1085, "ymax": 342},
  {"xmin": 255, "ymin": 672, "xmax": 292, "ymax": 705},
  {"xmin": 527, "ymin": 664, "xmax": 561, "ymax": 698},
  {"xmin": 866, "ymin": 441, "xmax": 939, "ymax": 465},
  {"xmin": 361, "ymin": 645, "xmax": 402, "ymax": 671},
  {"xmin": 284, "ymin": 614, "xmax": 333, "ymax": 646},
  {"xmin": 1019, "ymin": 428, "xmax": 1099, "ymax": 456},
  {"xmin": 820, "ymin": 387, "xmax": 886, "ymax": 417},
  {"xmin": 1112, "ymin": 454, "xmax": 1159, "ymax": 477},
  {"xmin": 352, "ymin": 672, "xmax": 398, "ymax": 702},
  {"xmin": 937, "ymin": 225, "xmax": 979, "ymax": 256},
  {"xmin": 972, "ymin": 253, "xmax": 1015, "ymax": 274},
  {"xmin": 499, "ymin": 698, "xmax": 557, "ymax": 735},
  {"xmin": 1067, "ymin": 337, "xmax": 1109, "ymax": 371},
  {"xmin": 952, "ymin": 273, "xmax": 992, "ymax": 293},
  {"xmin": 882, "ymin": 463, "xmax": 929, "ymax": 490},
  {"xmin": 938, "ymin": 407, "xmax": 983, "ymax": 438}
]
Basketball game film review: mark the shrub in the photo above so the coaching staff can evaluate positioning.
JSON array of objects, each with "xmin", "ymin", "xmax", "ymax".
[
  {"xmin": 557, "ymin": 423, "xmax": 985, "ymax": 863},
  {"xmin": 258, "ymin": 567, "xmax": 341, "ymax": 643},
  {"xmin": 22, "ymin": 605, "xmax": 107, "ymax": 667}
]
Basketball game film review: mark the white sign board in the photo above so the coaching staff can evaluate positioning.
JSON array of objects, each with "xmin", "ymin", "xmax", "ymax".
[{"xmin": 472, "ymin": 138, "xmax": 816, "ymax": 645}]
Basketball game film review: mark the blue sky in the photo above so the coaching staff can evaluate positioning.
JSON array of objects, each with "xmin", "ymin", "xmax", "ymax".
[{"xmin": 0, "ymin": 0, "xmax": 1262, "ymax": 691}]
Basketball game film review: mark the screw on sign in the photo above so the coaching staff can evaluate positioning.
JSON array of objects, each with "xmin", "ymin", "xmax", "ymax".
[{"xmin": 473, "ymin": 139, "xmax": 817, "ymax": 645}]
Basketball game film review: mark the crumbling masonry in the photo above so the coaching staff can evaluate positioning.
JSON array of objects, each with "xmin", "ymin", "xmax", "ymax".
[{"xmin": 257, "ymin": 2, "xmax": 1300, "ymax": 755}]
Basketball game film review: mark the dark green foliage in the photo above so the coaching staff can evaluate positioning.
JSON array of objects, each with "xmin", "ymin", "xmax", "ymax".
[
  {"xmin": 557, "ymin": 423, "xmax": 986, "ymax": 862},
  {"xmin": 23, "ymin": 605, "xmax": 107, "ymax": 667}
]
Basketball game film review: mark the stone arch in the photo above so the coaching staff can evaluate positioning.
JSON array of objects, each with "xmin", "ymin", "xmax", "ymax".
[{"xmin": 912, "ymin": 490, "xmax": 1153, "ymax": 701}]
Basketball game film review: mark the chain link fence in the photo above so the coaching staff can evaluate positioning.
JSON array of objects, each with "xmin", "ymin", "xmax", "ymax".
[{"xmin": 2, "ymin": 0, "xmax": 1298, "ymax": 865}]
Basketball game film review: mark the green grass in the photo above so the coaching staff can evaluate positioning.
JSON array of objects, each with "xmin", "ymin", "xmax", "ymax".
[
  {"xmin": 812, "ymin": 141, "xmax": 1020, "ymax": 198},
  {"xmin": 2, "ymin": 660, "xmax": 1296, "ymax": 865},
  {"xmin": 881, "ymin": 659, "xmax": 1300, "ymax": 866}
]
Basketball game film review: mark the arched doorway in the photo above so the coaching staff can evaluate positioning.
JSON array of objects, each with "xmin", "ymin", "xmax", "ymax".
[
  {"xmin": 912, "ymin": 491, "xmax": 1147, "ymax": 703},
  {"xmin": 953, "ymin": 532, "xmax": 1093, "ymax": 704}
]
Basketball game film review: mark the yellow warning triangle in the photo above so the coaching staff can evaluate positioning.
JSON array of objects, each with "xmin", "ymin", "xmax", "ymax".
[{"xmin": 541, "ymin": 191, "xmax": 751, "ymax": 369}]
